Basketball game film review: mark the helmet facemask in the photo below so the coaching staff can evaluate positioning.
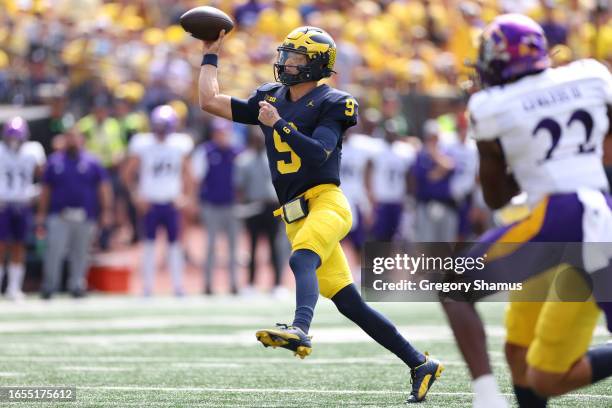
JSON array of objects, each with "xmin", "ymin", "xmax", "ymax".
[{"xmin": 274, "ymin": 48, "xmax": 333, "ymax": 86}]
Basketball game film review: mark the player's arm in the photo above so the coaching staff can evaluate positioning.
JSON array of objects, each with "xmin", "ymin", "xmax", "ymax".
[
  {"xmin": 198, "ymin": 31, "xmax": 258, "ymax": 125},
  {"xmin": 477, "ymin": 140, "xmax": 520, "ymax": 210},
  {"xmin": 121, "ymin": 155, "xmax": 140, "ymax": 196},
  {"xmin": 259, "ymin": 101, "xmax": 341, "ymax": 166}
]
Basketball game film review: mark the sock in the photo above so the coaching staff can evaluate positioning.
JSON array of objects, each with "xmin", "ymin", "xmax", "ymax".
[
  {"xmin": 473, "ymin": 374, "xmax": 502, "ymax": 398},
  {"xmin": 331, "ymin": 284, "xmax": 425, "ymax": 368},
  {"xmin": 7, "ymin": 263, "xmax": 24, "ymax": 295},
  {"xmin": 142, "ymin": 241, "xmax": 156, "ymax": 295},
  {"xmin": 168, "ymin": 242, "xmax": 184, "ymax": 295},
  {"xmin": 289, "ymin": 249, "xmax": 320, "ymax": 333},
  {"xmin": 513, "ymin": 385, "xmax": 547, "ymax": 408},
  {"xmin": 587, "ymin": 343, "xmax": 612, "ymax": 384}
]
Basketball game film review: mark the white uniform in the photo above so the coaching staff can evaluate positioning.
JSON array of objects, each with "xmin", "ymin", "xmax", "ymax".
[
  {"xmin": 128, "ymin": 133, "xmax": 193, "ymax": 203},
  {"xmin": 340, "ymin": 134, "xmax": 378, "ymax": 224},
  {"xmin": 0, "ymin": 141, "xmax": 45, "ymax": 203},
  {"xmin": 371, "ymin": 140, "xmax": 416, "ymax": 203},
  {"xmin": 469, "ymin": 59, "xmax": 612, "ymax": 207}
]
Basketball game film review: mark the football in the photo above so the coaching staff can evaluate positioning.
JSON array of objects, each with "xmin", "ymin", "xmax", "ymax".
[{"xmin": 179, "ymin": 6, "xmax": 234, "ymax": 41}]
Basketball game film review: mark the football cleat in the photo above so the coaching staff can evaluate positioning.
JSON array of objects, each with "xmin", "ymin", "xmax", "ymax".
[
  {"xmin": 406, "ymin": 353, "xmax": 444, "ymax": 403},
  {"xmin": 255, "ymin": 323, "xmax": 312, "ymax": 359}
]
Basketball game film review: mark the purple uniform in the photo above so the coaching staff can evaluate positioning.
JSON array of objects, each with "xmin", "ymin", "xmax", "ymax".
[
  {"xmin": 0, "ymin": 203, "xmax": 31, "ymax": 242},
  {"xmin": 43, "ymin": 151, "xmax": 108, "ymax": 220},
  {"xmin": 143, "ymin": 203, "xmax": 180, "ymax": 243}
]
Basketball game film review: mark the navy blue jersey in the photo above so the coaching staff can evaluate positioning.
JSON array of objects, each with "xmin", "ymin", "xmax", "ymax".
[{"xmin": 233, "ymin": 83, "xmax": 358, "ymax": 204}]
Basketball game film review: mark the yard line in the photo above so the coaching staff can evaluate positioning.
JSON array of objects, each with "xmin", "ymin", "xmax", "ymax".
[
  {"xmin": 59, "ymin": 366, "xmax": 133, "ymax": 372},
  {"xmin": 76, "ymin": 385, "xmax": 612, "ymax": 400},
  {"xmin": 0, "ymin": 372, "xmax": 24, "ymax": 377}
]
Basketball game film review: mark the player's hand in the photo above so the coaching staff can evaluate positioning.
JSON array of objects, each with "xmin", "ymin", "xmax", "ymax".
[
  {"xmin": 100, "ymin": 210, "xmax": 113, "ymax": 228},
  {"xmin": 202, "ymin": 30, "xmax": 226, "ymax": 54},
  {"xmin": 134, "ymin": 195, "xmax": 149, "ymax": 215},
  {"xmin": 258, "ymin": 101, "xmax": 281, "ymax": 127},
  {"xmin": 35, "ymin": 214, "xmax": 46, "ymax": 238}
]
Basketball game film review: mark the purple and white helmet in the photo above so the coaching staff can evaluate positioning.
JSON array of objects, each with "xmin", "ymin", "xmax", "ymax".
[
  {"xmin": 3, "ymin": 116, "xmax": 29, "ymax": 144},
  {"xmin": 150, "ymin": 105, "xmax": 178, "ymax": 136},
  {"xmin": 476, "ymin": 14, "xmax": 550, "ymax": 87}
]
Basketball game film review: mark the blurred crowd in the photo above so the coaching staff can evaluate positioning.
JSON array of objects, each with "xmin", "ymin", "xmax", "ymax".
[{"xmin": 0, "ymin": 0, "xmax": 610, "ymax": 297}]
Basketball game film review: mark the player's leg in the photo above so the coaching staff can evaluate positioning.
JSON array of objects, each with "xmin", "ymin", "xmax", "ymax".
[
  {"xmin": 66, "ymin": 220, "xmax": 95, "ymax": 297},
  {"xmin": 245, "ymin": 213, "xmax": 259, "ymax": 288},
  {"xmin": 6, "ymin": 204, "xmax": 30, "ymax": 300},
  {"xmin": 165, "ymin": 204, "xmax": 184, "ymax": 297},
  {"xmin": 41, "ymin": 215, "xmax": 70, "ymax": 298},
  {"xmin": 524, "ymin": 300, "xmax": 610, "ymax": 397},
  {"xmin": 0, "ymin": 205, "xmax": 10, "ymax": 293},
  {"xmin": 255, "ymin": 185, "xmax": 349, "ymax": 357},
  {"xmin": 225, "ymin": 206, "xmax": 239, "ymax": 294},
  {"xmin": 265, "ymin": 209, "xmax": 283, "ymax": 290},
  {"xmin": 504, "ymin": 299, "xmax": 547, "ymax": 408},
  {"xmin": 141, "ymin": 204, "xmax": 158, "ymax": 296},
  {"xmin": 201, "ymin": 204, "xmax": 219, "ymax": 294}
]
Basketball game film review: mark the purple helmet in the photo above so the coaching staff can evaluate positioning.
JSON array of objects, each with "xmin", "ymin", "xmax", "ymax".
[
  {"xmin": 3, "ymin": 116, "xmax": 29, "ymax": 142},
  {"xmin": 150, "ymin": 105, "xmax": 178, "ymax": 136},
  {"xmin": 476, "ymin": 14, "xmax": 550, "ymax": 87}
]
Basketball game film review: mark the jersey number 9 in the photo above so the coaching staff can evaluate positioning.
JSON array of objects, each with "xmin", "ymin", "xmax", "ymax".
[{"xmin": 273, "ymin": 122, "xmax": 302, "ymax": 174}]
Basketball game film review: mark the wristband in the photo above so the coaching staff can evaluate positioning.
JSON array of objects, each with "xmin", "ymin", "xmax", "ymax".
[{"xmin": 201, "ymin": 54, "xmax": 218, "ymax": 67}]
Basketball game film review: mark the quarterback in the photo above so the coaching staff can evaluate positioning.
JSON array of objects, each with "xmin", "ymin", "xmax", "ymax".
[
  {"xmin": 197, "ymin": 26, "xmax": 443, "ymax": 402},
  {"xmin": 442, "ymin": 14, "xmax": 612, "ymax": 408}
]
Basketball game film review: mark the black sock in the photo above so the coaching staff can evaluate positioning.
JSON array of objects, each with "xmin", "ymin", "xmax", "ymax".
[
  {"xmin": 587, "ymin": 343, "xmax": 612, "ymax": 384},
  {"xmin": 331, "ymin": 284, "xmax": 425, "ymax": 368},
  {"xmin": 289, "ymin": 249, "xmax": 320, "ymax": 333},
  {"xmin": 513, "ymin": 385, "xmax": 548, "ymax": 408}
]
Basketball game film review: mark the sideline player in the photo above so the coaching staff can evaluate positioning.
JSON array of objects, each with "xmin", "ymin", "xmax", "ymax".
[
  {"xmin": 0, "ymin": 117, "xmax": 45, "ymax": 300},
  {"xmin": 442, "ymin": 14, "xmax": 612, "ymax": 408},
  {"xmin": 123, "ymin": 105, "xmax": 193, "ymax": 297},
  {"xmin": 197, "ymin": 26, "xmax": 443, "ymax": 402}
]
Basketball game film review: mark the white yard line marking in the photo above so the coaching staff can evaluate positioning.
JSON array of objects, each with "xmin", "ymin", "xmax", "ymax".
[
  {"xmin": 76, "ymin": 385, "xmax": 612, "ymax": 400},
  {"xmin": 59, "ymin": 366, "xmax": 133, "ymax": 372},
  {"xmin": 0, "ymin": 372, "xmax": 24, "ymax": 377}
]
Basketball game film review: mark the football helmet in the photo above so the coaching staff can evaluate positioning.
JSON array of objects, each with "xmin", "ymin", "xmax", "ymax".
[
  {"xmin": 3, "ymin": 116, "xmax": 29, "ymax": 150},
  {"xmin": 274, "ymin": 26, "xmax": 336, "ymax": 86},
  {"xmin": 150, "ymin": 105, "xmax": 178, "ymax": 137},
  {"xmin": 476, "ymin": 14, "xmax": 550, "ymax": 88}
]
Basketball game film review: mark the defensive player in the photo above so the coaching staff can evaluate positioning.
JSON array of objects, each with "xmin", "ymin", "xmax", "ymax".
[
  {"xmin": 197, "ymin": 26, "xmax": 443, "ymax": 402},
  {"xmin": 0, "ymin": 117, "xmax": 45, "ymax": 300},
  {"xmin": 442, "ymin": 14, "xmax": 612, "ymax": 408},
  {"xmin": 123, "ymin": 105, "xmax": 193, "ymax": 297}
]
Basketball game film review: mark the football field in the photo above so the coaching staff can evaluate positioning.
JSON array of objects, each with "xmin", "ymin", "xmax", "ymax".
[{"xmin": 1, "ymin": 296, "xmax": 610, "ymax": 407}]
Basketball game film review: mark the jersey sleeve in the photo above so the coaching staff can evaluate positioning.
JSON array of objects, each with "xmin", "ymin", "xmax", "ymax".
[
  {"xmin": 128, "ymin": 133, "xmax": 148, "ymax": 156},
  {"xmin": 232, "ymin": 82, "xmax": 282, "ymax": 125},
  {"xmin": 25, "ymin": 141, "xmax": 46, "ymax": 165},
  {"xmin": 467, "ymin": 91, "xmax": 506, "ymax": 141},
  {"xmin": 583, "ymin": 59, "xmax": 612, "ymax": 104},
  {"xmin": 319, "ymin": 93, "xmax": 359, "ymax": 132}
]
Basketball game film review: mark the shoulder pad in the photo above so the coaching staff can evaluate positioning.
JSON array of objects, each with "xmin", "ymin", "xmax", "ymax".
[{"xmin": 257, "ymin": 82, "xmax": 283, "ymax": 93}]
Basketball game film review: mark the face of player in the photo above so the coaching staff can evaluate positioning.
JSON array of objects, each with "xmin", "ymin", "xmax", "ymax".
[{"xmin": 278, "ymin": 51, "xmax": 308, "ymax": 75}]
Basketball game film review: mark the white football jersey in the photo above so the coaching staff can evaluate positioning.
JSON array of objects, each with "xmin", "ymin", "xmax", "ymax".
[
  {"xmin": 0, "ymin": 141, "xmax": 45, "ymax": 202},
  {"xmin": 341, "ymin": 134, "xmax": 379, "ymax": 214},
  {"xmin": 469, "ymin": 59, "xmax": 612, "ymax": 207},
  {"xmin": 129, "ymin": 133, "xmax": 194, "ymax": 203},
  {"xmin": 371, "ymin": 139, "xmax": 416, "ymax": 203}
]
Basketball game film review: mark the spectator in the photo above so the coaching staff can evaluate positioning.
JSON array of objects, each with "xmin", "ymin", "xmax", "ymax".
[
  {"xmin": 37, "ymin": 126, "xmax": 112, "ymax": 299},
  {"xmin": 234, "ymin": 127, "xmax": 284, "ymax": 296},
  {"xmin": 191, "ymin": 118, "xmax": 241, "ymax": 295}
]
